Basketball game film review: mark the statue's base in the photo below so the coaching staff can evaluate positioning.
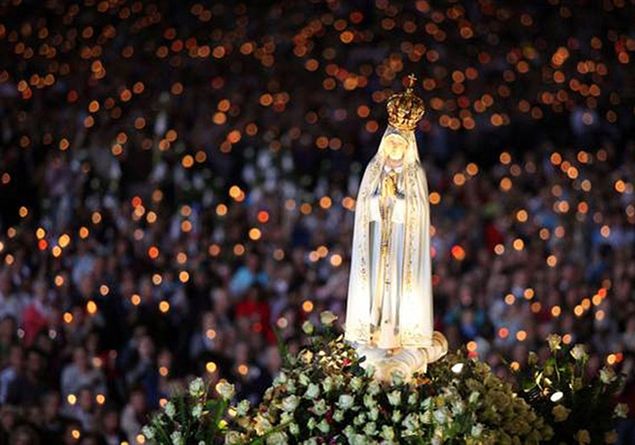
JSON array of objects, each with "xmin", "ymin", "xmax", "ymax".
[{"xmin": 355, "ymin": 331, "xmax": 448, "ymax": 382}]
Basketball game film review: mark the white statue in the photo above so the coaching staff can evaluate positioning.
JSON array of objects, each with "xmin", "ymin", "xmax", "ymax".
[{"xmin": 345, "ymin": 74, "xmax": 447, "ymax": 381}]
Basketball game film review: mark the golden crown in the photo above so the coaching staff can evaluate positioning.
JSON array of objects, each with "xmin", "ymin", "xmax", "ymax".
[{"xmin": 386, "ymin": 73, "xmax": 425, "ymax": 131}]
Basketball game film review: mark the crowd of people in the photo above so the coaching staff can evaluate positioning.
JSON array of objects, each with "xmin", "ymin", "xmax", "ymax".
[{"xmin": 1, "ymin": 0, "xmax": 635, "ymax": 444}]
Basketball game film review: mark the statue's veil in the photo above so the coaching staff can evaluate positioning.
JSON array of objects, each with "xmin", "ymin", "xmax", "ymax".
[{"xmin": 345, "ymin": 125, "xmax": 433, "ymax": 348}]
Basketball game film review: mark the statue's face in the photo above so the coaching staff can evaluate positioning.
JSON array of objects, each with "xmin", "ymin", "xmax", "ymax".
[{"xmin": 384, "ymin": 134, "xmax": 407, "ymax": 161}]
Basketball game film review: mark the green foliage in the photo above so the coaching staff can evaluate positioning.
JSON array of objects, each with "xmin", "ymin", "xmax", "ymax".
[
  {"xmin": 144, "ymin": 316, "xmax": 626, "ymax": 445},
  {"xmin": 142, "ymin": 377, "xmax": 233, "ymax": 445},
  {"xmin": 512, "ymin": 335, "xmax": 626, "ymax": 445}
]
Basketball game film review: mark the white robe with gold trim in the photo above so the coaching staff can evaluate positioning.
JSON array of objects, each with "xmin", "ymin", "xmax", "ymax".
[{"xmin": 345, "ymin": 126, "xmax": 433, "ymax": 349}]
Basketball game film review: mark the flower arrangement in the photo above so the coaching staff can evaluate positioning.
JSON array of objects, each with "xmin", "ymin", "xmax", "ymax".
[
  {"xmin": 513, "ymin": 334, "xmax": 627, "ymax": 445},
  {"xmin": 226, "ymin": 312, "xmax": 552, "ymax": 444},
  {"xmin": 144, "ymin": 312, "xmax": 626, "ymax": 445},
  {"xmin": 141, "ymin": 377, "xmax": 235, "ymax": 445}
]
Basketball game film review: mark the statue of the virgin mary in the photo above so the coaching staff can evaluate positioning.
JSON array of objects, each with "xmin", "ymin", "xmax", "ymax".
[{"xmin": 345, "ymin": 75, "xmax": 447, "ymax": 380}]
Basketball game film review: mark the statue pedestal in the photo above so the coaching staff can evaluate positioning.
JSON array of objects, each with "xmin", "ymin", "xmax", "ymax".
[{"xmin": 355, "ymin": 331, "xmax": 448, "ymax": 382}]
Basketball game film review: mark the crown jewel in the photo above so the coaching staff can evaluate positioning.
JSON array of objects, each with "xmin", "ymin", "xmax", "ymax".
[{"xmin": 386, "ymin": 73, "xmax": 425, "ymax": 131}]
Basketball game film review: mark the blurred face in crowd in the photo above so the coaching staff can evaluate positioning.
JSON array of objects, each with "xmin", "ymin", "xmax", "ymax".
[
  {"xmin": 246, "ymin": 254, "xmax": 259, "ymax": 272},
  {"xmin": 78, "ymin": 388, "xmax": 94, "ymax": 411},
  {"xmin": 79, "ymin": 276, "xmax": 94, "ymax": 297},
  {"xmin": 26, "ymin": 350, "xmax": 43, "ymax": 377},
  {"xmin": 0, "ymin": 317, "xmax": 15, "ymax": 339},
  {"xmin": 212, "ymin": 289, "xmax": 228, "ymax": 313},
  {"xmin": 0, "ymin": 407, "xmax": 16, "ymax": 431},
  {"xmin": 202, "ymin": 312, "xmax": 216, "ymax": 331},
  {"xmin": 130, "ymin": 390, "xmax": 146, "ymax": 414},
  {"xmin": 33, "ymin": 280, "xmax": 48, "ymax": 302},
  {"xmin": 43, "ymin": 392, "xmax": 61, "ymax": 420},
  {"xmin": 102, "ymin": 410, "xmax": 119, "ymax": 433},
  {"xmin": 73, "ymin": 347, "xmax": 88, "ymax": 371},
  {"xmin": 157, "ymin": 349, "xmax": 172, "ymax": 370},
  {"xmin": 8, "ymin": 345, "xmax": 23, "ymax": 371},
  {"xmin": 0, "ymin": 273, "xmax": 11, "ymax": 295},
  {"xmin": 137, "ymin": 336, "xmax": 154, "ymax": 361},
  {"xmin": 263, "ymin": 346, "xmax": 281, "ymax": 372},
  {"xmin": 8, "ymin": 426, "xmax": 38, "ymax": 445}
]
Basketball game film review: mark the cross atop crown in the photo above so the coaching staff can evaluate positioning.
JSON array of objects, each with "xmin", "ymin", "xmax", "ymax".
[{"xmin": 407, "ymin": 73, "xmax": 417, "ymax": 88}]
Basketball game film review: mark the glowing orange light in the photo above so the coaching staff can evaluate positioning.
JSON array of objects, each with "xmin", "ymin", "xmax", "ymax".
[
  {"xmin": 148, "ymin": 246, "xmax": 159, "ymax": 259},
  {"xmin": 302, "ymin": 300, "xmax": 314, "ymax": 312},
  {"xmin": 257, "ymin": 211, "xmax": 269, "ymax": 223},
  {"xmin": 451, "ymin": 245, "xmax": 466, "ymax": 261},
  {"xmin": 159, "ymin": 301, "xmax": 170, "ymax": 313}
]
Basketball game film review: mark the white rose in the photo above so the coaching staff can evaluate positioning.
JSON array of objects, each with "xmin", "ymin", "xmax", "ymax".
[
  {"xmin": 615, "ymin": 403, "xmax": 629, "ymax": 418},
  {"xmin": 350, "ymin": 377, "xmax": 363, "ymax": 391},
  {"xmin": 605, "ymin": 430, "xmax": 618, "ymax": 444},
  {"xmin": 547, "ymin": 334, "xmax": 562, "ymax": 351},
  {"xmin": 319, "ymin": 311, "xmax": 337, "ymax": 326},
  {"xmin": 471, "ymin": 423, "xmax": 483, "ymax": 437},
  {"xmin": 280, "ymin": 412, "xmax": 293, "ymax": 424},
  {"xmin": 407, "ymin": 393, "xmax": 418, "ymax": 406},
  {"xmin": 337, "ymin": 394, "xmax": 355, "ymax": 410},
  {"xmin": 333, "ymin": 409, "xmax": 344, "ymax": 422},
  {"xmin": 300, "ymin": 349, "xmax": 313, "ymax": 364},
  {"xmin": 304, "ymin": 383, "xmax": 320, "ymax": 399},
  {"xmin": 225, "ymin": 431, "xmax": 243, "ymax": 445},
  {"xmin": 141, "ymin": 426, "xmax": 155, "ymax": 439},
  {"xmin": 189, "ymin": 377, "xmax": 205, "ymax": 397},
  {"xmin": 288, "ymin": 423, "xmax": 299, "ymax": 435},
  {"xmin": 216, "ymin": 380, "xmax": 235, "ymax": 400},
  {"xmin": 266, "ymin": 432, "xmax": 288, "ymax": 445},
  {"xmin": 575, "ymin": 429, "xmax": 591, "ymax": 445},
  {"xmin": 164, "ymin": 401, "xmax": 176, "ymax": 419},
  {"xmin": 254, "ymin": 414, "xmax": 272, "ymax": 436},
  {"xmin": 390, "ymin": 371, "xmax": 404, "ymax": 385},
  {"xmin": 312, "ymin": 399, "xmax": 327, "ymax": 415},
  {"xmin": 298, "ymin": 372, "xmax": 310, "ymax": 386},
  {"xmin": 282, "ymin": 395, "xmax": 299, "ymax": 412},
  {"xmin": 600, "ymin": 367, "xmax": 617, "ymax": 384},
  {"xmin": 570, "ymin": 344, "xmax": 587, "ymax": 361},
  {"xmin": 380, "ymin": 425, "xmax": 395, "ymax": 441},
  {"xmin": 367, "ymin": 380, "xmax": 380, "ymax": 395},
  {"xmin": 302, "ymin": 320, "xmax": 314, "ymax": 334},
  {"xmin": 276, "ymin": 372, "xmax": 288, "ymax": 385},
  {"xmin": 353, "ymin": 414, "xmax": 366, "ymax": 425},
  {"xmin": 322, "ymin": 376, "xmax": 334, "ymax": 392},
  {"xmin": 391, "ymin": 410, "xmax": 402, "ymax": 423},
  {"xmin": 433, "ymin": 408, "xmax": 448, "ymax": 425},
  {"xmin": 552, "ymin": 404, "xmax": 571, "ymax": 422},
  {"xmin": 307, "ymin": 417, "xmax": 317, "ymax": 430},
  {"xmin": 402, "ymin": 413, "xmax": 419, "ymax": 434},
  {"xmin": 363, "ymin": 393, "xmax": 376, "ymax": 409},
  {"xmin": 348, "ymin": 434, "xmax": 366, "ymax": 445},
  {"xmin": 363, "ymin": 422, "xmax": 376, "ymax": 435},
  {"xmin": 451, "ymin": 400, "xmax": 465, "ymax": 415},
  {"xmin": 192, "ymin": 404, "xmax": 203, "ymax": 418},
  {"xmin": 170, "ymin": 431, "xmax": 183, "ymax": 445},
  {"xmin": 236, "ymin": 399, "xmax": 250, "ymax": 416},
  {"xmin": 387, "ymin": 390, "xmax": 401, "ymax": 406},
  {"xmin": 368, "ymin": 407, "xmax": 379, "ymax": 421},
  {"xmin": 317, "ymin": 419, "xmax": 330, "ymax": 434}
]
